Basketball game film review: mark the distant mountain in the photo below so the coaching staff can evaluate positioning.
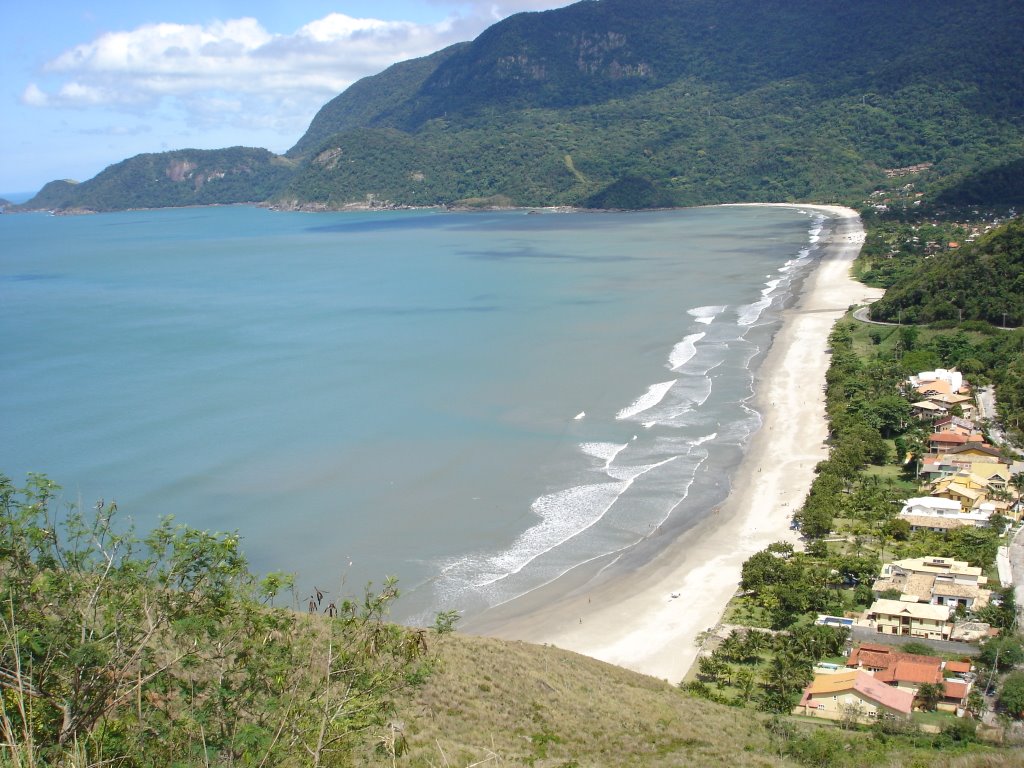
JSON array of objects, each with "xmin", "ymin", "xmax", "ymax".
[
  {"xmin": 20, "ymin": 0, "xmax": 1024, "ymax": 212},
  {"xmin": 18, "ymin": 148, "xmax": 295, "ymax": 213}
]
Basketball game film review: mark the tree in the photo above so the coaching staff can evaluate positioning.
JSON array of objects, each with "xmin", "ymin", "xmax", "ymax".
[
  {"xmin": 736, "ymin": 668, "xmax": 756, "ymax": 703},
  {"xmin": 740, "ymin": 550, "xmax": 788, "ymax": 592},
  {"xmin": 915, "ymin": 682, "xmax": 943, "ymax": 712},
  {"xmin": 998, "ymin": 672, "xmax": 1024, "ymax": 719},
  {"xmin": 0, "ymin": 474, "xmax": 434, "ymax": 766},
  {"xmin": 978, "ymin": 635, "xmax": 1024, "ymax": 672}
]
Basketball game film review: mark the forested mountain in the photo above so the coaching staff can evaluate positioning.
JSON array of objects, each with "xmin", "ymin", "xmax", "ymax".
[
  {"xmin": 17, "ymin": 148, "xmax": 295, "ymax": 213},
  {"xmin": 17, "ymin": 0, "xmax": 1024, "ymax": 212},
  {"xmin": 869, "ymin": 217, "xmax": 1024, "ymax": 327}
]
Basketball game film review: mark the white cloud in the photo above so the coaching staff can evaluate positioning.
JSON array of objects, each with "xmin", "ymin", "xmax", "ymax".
[
  {"xmin": 21, "ymin": 83, "xmax": 49, "ymax": 107},
  {"xmin": 19, "ymin": 3, "xmax": 571, "ymax": 152}
]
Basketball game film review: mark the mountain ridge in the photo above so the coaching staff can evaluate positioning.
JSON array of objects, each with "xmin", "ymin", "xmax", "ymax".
[{"xmin": 13, "ymin": 0, "xmax": 1024, "ymax": 213}]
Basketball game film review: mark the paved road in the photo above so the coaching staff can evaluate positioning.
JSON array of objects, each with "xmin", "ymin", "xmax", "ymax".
[
  {"xmin": 1009, "ymin": 524, "xmax": 1024, "ymax": 631},
  {"xmin": 851, "ymin": 306, "xmax": 897, "ymax": 326},
  {"xmin": 851, "ymin": 626, "xmax": 980, "ymax": 656}
]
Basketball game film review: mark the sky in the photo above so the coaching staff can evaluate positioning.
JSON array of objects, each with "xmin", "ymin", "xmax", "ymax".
[{"xmin": 1, "ymin": 1, "xmax": 573, "ymax": 196}]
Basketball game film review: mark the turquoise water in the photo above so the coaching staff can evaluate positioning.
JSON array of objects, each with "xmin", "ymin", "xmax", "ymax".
[{"xmin": 0, "ymin": 205, "xmax": 828, "ymax": 622}]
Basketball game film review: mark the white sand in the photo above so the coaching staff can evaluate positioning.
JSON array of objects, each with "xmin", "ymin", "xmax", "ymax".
[{"xmin": 462, "ymin": 205, "xmax": 883, "ymax": 682}]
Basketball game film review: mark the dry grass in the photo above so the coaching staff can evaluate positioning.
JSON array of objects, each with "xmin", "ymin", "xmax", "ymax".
[
  {"xmin": 356, "ymin": 633, "xmax": 788, "ymax": 767},
  {"xmin": 349, "ymin": 632, "xmax": 1024, "ymax": 768}
]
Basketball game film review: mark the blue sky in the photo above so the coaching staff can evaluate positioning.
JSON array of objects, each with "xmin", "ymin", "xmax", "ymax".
[{"xmin": 1, "ymin": 1, "xmax": 572, "ymax": 195}]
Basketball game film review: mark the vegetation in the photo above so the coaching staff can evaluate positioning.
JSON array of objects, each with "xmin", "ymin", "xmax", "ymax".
[
  {"xmin": 16, "ymin": 0, "xmax": 1024, "ymax": 212},
  {"xmin": 869, "ymin": 217, "xmax": 1024, "ymax": 328},
  {"xmin": 0, "ymin": 474, "xmax": 437, "ymax": 767},
  {"xmin": 17, "ymin": 148, "xmax": 296, "ymax": 213}
]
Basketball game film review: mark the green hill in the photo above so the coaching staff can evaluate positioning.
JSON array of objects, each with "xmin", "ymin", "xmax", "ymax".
[
  {"xmin": 279, "ymin": 0, "xmax": 1024, "ymax": 209},
  {"xmin": 18, "ymin": 147, "xmax": 295, "ymax": 213},
  {"xmin": 870, "ymin": 217, "xmax": 1024, "ymax": 327}
]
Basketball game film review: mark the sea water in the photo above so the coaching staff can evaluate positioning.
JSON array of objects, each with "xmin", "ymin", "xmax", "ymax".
[{"xmin": 0, "ymin": 205, "xmax": 827, "ymax": 623}]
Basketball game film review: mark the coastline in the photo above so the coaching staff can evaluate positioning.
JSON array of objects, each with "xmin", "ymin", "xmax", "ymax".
[{"xmin": 461, "ymin": 203, "xmax": 883, "ymax": 683}]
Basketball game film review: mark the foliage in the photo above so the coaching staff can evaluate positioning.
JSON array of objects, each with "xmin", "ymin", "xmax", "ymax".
[
  {"xmin": 0, "ymin": 474, "xmax": 434, "ymax": 767},
  {"xmin": 998, "ymin": 672, "xmax": 1024, "ymax": 719},
  {"xmin": 18, "ymin": 148, "xmax": 296, "ymax": 213},
  {"xmin": 915, "ymin": 682, "xmax": 943, "ymax": 712},
  {"xmin": 18, "ymin": 0, "xmax": 1024, "ymax": 212},
  {"xmin": 978, "ymin": 635, "xmax": 1024, "ymax": 672},
  {"xmin": 870, "ymin": 217, "xmax": 1024, "ymax": 328}
]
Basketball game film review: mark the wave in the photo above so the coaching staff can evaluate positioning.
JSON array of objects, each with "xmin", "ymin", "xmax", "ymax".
[
  {"xmin": 469, "ymin": 455, "xmax": 678, "ymax": 588},
  {"xmin": 808, "ymin": 214, "xmax": 826, "ymax": 243},
  {"xmin": 616, "ymin": 379, "xmax": 677, "ymax": 420},
  {"xmin": 688, "ymin": 305, "xmax": 727, "ymax": 325},
  {"xmin": 761, "ymin": 278, "xmax": 782, "ymax": 297},
  {"xmin": 580, "ymin": 441, "xmax": 629, "ymax": 469},
  {"xmin": 668, "ymin": 332, "xmax": 705, "ymax": 370},
  {"xmin": 691, "ymin": 432, "xmax": 717, "ymax": 446},
  {"xmin": 736, "ymin": 296, "xmax": 772, "ymax": 326}
]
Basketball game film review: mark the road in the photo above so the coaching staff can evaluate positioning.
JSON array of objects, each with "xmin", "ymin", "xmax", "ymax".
[
  {"xmin": 851, "ymin": 305, "xmax": 897, "ymax": 326},
  {"xmin": 850, "ymin": 626, "xmax": 981, "ymax": 656},
  {"xmin": 1009, "ymin": 524, "xmax": 1024, "ymax": 631}
]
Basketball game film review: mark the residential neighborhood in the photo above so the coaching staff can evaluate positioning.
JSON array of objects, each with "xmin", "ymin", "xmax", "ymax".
[{"xmin": 687, "ymin": 360, "xmax": 1024, "ymax": 736}]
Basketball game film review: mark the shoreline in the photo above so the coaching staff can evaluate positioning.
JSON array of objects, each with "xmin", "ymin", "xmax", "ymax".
[{"xmin": 461, "ymin": 203, "xmax": 883, "ymax": 683}]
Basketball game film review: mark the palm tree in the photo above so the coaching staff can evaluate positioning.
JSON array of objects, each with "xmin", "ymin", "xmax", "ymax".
[{"xmin": 736, "ymin": 668, "xmax": 756, "ymax": 703}]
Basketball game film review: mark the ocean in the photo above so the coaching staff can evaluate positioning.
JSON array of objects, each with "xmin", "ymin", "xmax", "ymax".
[{"xmin": 0, "ymin": 204, "xmax": 827, "ymax": 624}]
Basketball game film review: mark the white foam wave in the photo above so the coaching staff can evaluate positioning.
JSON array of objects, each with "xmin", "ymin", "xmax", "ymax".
[
  {"xmin": 688, "ymin": 305, "xmax": 727, "ymax": 325},
  {"xmin": 691, "ymin": 432, "xmax": 717, "ymax": 446},
  {"xmin": 761, "ymin": 279, "xmax": 781, "ymax": 297},
  {"xmin": 574, "ymin": 411, "xmax": 586, "ymax": 420},
  {"xmin": 668, "ymin": 332, "xmax": 705, "ymax": 370},
  {"xmin": 808, "ymin": 214, "xmax": 826, "ymax": 243},
  {"xmin": 471, "ymin": 454, "xmax": 679, "ymax": 587},
  {"xmin": 579, "ymin": 441, "xmax": 629, "ymax": 468},
  {"xmin": 616, "ymin": 379, "xmax": 676, "ymax": 420},
  {"xmin": 736, "ymin": 296, "xmax": 772, "ymax": 326}
]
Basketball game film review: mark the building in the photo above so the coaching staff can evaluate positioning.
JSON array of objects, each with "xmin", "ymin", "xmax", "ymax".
[
  {"xmin": 866, "ymin": 599, "xmax": 953, "ymax": 640},
  {"xmin": 871, "ymin": 556, "xmax": 991, "ymax": 612},
  {"xmin": 910, "ymin": 369, "xmax": 966, "ymax": 396},
  {"xmin": 898, "ymin": 490, "xmax": 996, "ymax": 527},
  {"xmin": 796, "ymin": 669, "xmax": 913, "ymax": 723},
  {"xmin": 846, "ymin": 643, "xmax": 943, "ymax": 693},
  {"xmin": 878, "ymin": 556, "xmax": 987, "ymax": 587}
]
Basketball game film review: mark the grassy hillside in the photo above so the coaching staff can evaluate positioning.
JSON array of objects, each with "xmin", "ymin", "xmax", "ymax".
[{"xmin": 357, "ymin": 632, "xmax": 1024, "ymax": 768}]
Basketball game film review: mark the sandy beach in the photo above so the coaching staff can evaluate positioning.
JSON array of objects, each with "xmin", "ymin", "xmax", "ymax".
[{"xmin": 463, "ymin": 204, "xmax": 884, "ymax": 683}]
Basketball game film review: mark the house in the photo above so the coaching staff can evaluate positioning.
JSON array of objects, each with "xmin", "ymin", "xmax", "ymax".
[
  {"xmin": 968, "ymin": 463, "xmax": 1012, "ymax": 493},
  {"xmin": 900, "ymin": 514, "xmax": 969, "ymax": 534},
  {"xmin": 930, "ymin": 480, "xmax": 984, "ymax": 509},
  {"xmin": 934, "ymin": 415, "xmax": 979, "ymax": 436},
  {"xmin": 873, "ymin": 558, "xmax": 990, "ymax": 609},
  {"xmin": 846, "ymin": 643, "xmax": 943, "ymax": 693},
  {"xmin": 899, "ymin": 496, "xmax": 964, "ymax": 517},
  {"xmin": 871, "ymin": 567, "xmax": 991, "ymax": 611},
  {"xmin": 943, "ymin": 660, "xmax": 973, "ymax": 676},
  {"xmin": 928, "ymin": 431, "xmax": 970, "ymax": 454},
  {"xmin": 867, "ymin": 599, "xmax": 953, "ymax": 640},
  {"xmin": 796, "ymin": 669, "xmax": 913, "ymax": 723},
  {"xmin": 948, "ymin": 443, "xmax": 1004, "ymax": 462},
  {"xmin": 925, "ymin": 393, "xmax": 975, "ymax": 418},
  {"xmin": 910, "ymin": 369, "xmax": 967, "ymax": 396},
  {"xmin": 878, "ymin": 557, "xmax": 987, "ymax": 587},
  {"xmin": 941, "ymin": 680, "xmax": 971, "ymax": 712},
  {"xmin": 912, "ymin": 400, "xmax": 948, "ymax": 420}
]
